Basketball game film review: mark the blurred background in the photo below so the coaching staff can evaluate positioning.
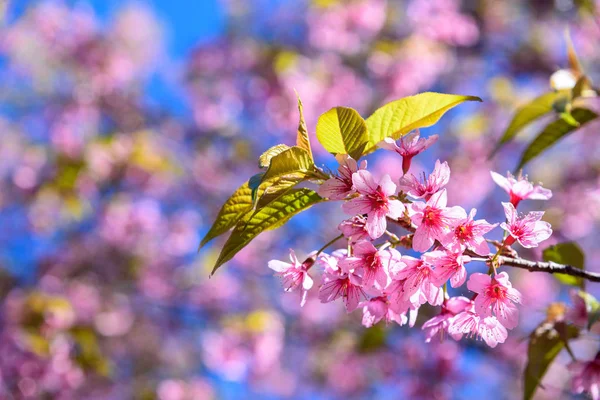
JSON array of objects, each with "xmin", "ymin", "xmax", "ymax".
[{"xmin": 0, "ymin": 0, "xmax": 599, "ymax": 399}]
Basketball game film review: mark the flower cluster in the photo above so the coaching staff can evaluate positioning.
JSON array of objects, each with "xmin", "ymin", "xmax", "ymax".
[{"xmin": 269, "ymin": 131, "xmax": 554, "ymax": 348}]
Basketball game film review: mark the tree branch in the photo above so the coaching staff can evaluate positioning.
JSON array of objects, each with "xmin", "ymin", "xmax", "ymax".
[
  {"xmin": 386, "ymin": 216, "xmax": 600, "ymax": 282},
  {"xmin": 496, "ymin": 256, "xmax": 600, "ymax": 282}
]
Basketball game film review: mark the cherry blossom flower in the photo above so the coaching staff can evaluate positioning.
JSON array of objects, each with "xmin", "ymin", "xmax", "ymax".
[
  {"xmin": 410, "ymin": 189, "xmax": 467, "ymax": 252},
  {"xmin": 391, "ymin": 255, "xmax": 442, "ymax": 305},
  {"xmin": 338, "ymin": 215, "xmax": 370, "ymax": 244},
  {"xmin": 467, "ymin": 272, "xmax": 521, "ymax": 329},
  {"xmin": 422, "ymin": 296, "xmax": 471, "ymax": 343},
  {"xmin": 377, "ymin": 130, "xmax": 438, "ymax": 173},
  {"xmin": 490, "ymin": 171, "xmax": 552, "ymax": 207},
  {"xmin": 423, "ymin": 250, "xmax": 471, "ymax": 288},
  {"xmin": 398, "ymin": 159, "xmax": 450, "ymax": 199},
  {"xmin": 568, "ymin": 356, "xmax": 600, "ymax": 400},
  {"xmin": 318, "ymin": 154, "xmax": 366, "ymax": 200},
  {"xmin": 448, "ymin": 308, "xmax": 508, "ymax": 348},
  {"xmin": 319, "ymin": 263, "xmax": 365, "ymax": 312},
  {"xmin": 268, "ymin": 249, "xmax": 315, "ymax": 306},
  {"xmin": 500, "ymin": 202, "xmax": 552, "ymax": 248},
  {"xmin": 441, "ymin": 208, "xmax": 497, "ymax": 255},
  {"xmin": 342, "ymin": 170, "xmax": 405, "ymax": 239},
  {"xmin": 340, "ymin": 241, "xmax": 402, "ymax": 290},
  {"xmin": 359, "ymin": 296, "xmax": 406, "ymax": 327},
  {"xmin": 566, "ymin": 290, "xmax": 590, "ymax": 328}
]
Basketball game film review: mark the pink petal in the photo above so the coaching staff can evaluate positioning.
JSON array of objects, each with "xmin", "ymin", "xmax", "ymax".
[
  {"xmin": 467, "ymin": 272, "xmax": 491, "ymax": 293},
  {"xmin": 428, "ymin": 188, "xmax": 447, "ymax": 208},
  {"xmin": 490, "ymin": 171, "xmax": 511, "ymax": 193},
  {"xmin": 386, "ymin": 199, "xmax": 405, "ymax": 220},
  {"xmin": 268, "ymin": 260, "xmax": 290, "ymax": 273},
  {"xmin": 412, "ymin": 226, "xmax": 434, "ymax": 252},
  {"xmin": 352, "ymin": 170, "xmax": 378, "ymax": 194},
  {"xmin": 379, "ymin": 174, "xmax": 397, "ymax": 196},
  {"xmin": 501, "ymin": 202, "xmax": 517, "ymax": 224},
  {"xmin": 367, "ymin": 210, "xmax": 387, "ymax": 239},
  {"xmin": 342, "ymin": 197, "xmax": 372, "ymax": 215}
]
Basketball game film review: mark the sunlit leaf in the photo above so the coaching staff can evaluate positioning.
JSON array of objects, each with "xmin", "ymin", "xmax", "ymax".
[
  {"xmin": 316, "ymin": 106, "xmax": 368, "ymax": 160},
  {"xmin": 295, "ymin": 92, "xmax": 313, "ymax": 161},
  {"xmin": 211, "ymin": 188, "xmax": 322, "ymax": 274},
  {"xmin": 199, "ymin": 182, "xmax": 253, "ymax": 248},
  {"xmin": 364, "ymin": 92, "xmax": 482, "ymax": 154},
  {"xmin": 516, "ymin": 108, "xmax": 598, "ymax": 169},
  {"xmin": 523, "ymin": 321, "xmax": 579, "ymax": 400},
  {"xmin": 491, "ymin": 91, "xmax": 569, "ymax": 157},
  {"xmin": 259, "ymin": 144, "xmax": 291, "ymax": 169},
  {"xmin": 543, "ymin": 242, "xmax": 585, "ymax": 288},
  {"xmin": 255, "ymin": 146, "xmax": 318, "ymax": 208}
]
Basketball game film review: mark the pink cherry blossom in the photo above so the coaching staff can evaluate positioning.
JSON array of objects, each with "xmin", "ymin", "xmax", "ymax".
[
  {"xmin": 342, "ymin": 170, "xmax": 405, "ymax": 239},
  {"xmin": 566, "ymin": 290, "xmax": 589, "ymax": 328},
  {"xmin": 377, "ymin": 130, "xmax": 438, "ymax": 173},
  {"xmin": 318, "ymin": 154, "xmax": 366, "ymax": 200},
  {"xmin": 268, "ymin": 249, "xmax": 315, "ymax": 307},
  {"xmin": 359, "ymin": 296, "xmax": 406, "ymax": 327},
  {"xmin": 423, "ymin": 250, "xmax": 471, "ymax": 288},
  {"xmin": 422, "ymin": 296, "xmax": 471, "ymax": 343},
  {"xmin": 340, "ymin": 241, "xmax": 402, "ymax": 290},
  {"xmin": 448, "ymin": 309, "xmax": 508, "ymax": 348},
  {"xmin": 467, "ymin": 272, "xmax": 521, "ymax": 329},
  {"xmin": 500, "ymin": 202, "xmax": 552, "ymax": 248},
  {"xmin": 568, "ymin": 357, "xmax": 600, "ymax": 400},
  {"xmin": 410, "ymin": 189, "xmax": 467, "ymax": 252},
  {"xmin": 490, "ymin": 171, "xmax": 552, "ymax": 207},
  {"xmin": 398, "ymin": 159, "xmax": 450, "ymax": 199},
  {"xmin": 391, "ymin": 255, "xmax": 442, "ymax": 305},
  {"xmin": 441, "ymin": 208, "xmax": 497, "ymax": 255},
  {"xmin": 319, "ymin": 264, "xmax": 365, "ymax": 312},
  {"xmin": 338, "ymin": 215, "xmax": 370, "ymax": 244}
]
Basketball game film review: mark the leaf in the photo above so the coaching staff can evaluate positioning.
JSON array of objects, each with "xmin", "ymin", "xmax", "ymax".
[
  {"xmin": 211, "ymin": 188, "xmax": 322, "ymax": 274},
  {"xmin": 364, "ymin": 92, "xmax": 482, "ymax": 154},
  {"xmin": 295, "ymin": 92, "xmax": 313, "ymax": 161},
  {"xmin": 523, "ymin": 321, "xmax": 579, "ymax": 400},
  {"xmin": 491, "ymin": 91, "xmax": 569, "ymax": 157},
  {"xmin": 255, "ymin": 146, "xmax": 316, "ymax": 207},
  {"xmin": 516, "ymin": 107, "xmax": 598, "ymax": 169},
  {"xmin": 543, "ymin": 242, "xmax": 585, "ymax": 288},
  {"xmin": 259, "ymin": 144, "xmax": 291, "ymax": 168},
  {"xmin": 316, "ymin": 106, "xmax": 369, "ymax": 160},
  {"xmin": 199, "ymin": 182, "xmax": 253, "ymax": 248}
]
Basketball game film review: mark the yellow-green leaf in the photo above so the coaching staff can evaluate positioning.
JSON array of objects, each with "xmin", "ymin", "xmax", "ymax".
[
  {"xmin": 316, "ymin": 107, "xmax": 368, "ymax": 160},
  {"xmin": 524, "ymin": 321, "xmax": 579, "ymax": 400},
  {"xmin": 295, "ymin": 92, "xmax": 313, "ymax": 161},
  {"xmin": 517, "ymin": 107, "xmax": 598, "ymax": 169},
  {"xmin": 543, "ymin": 242, "xmax": 585, "ymax": 288},
  {"xmin": 255, "ymin": 146, "xmax": 316, "ymax": 208},
  {"xmin": 364, "ymin": 92, "xmax": 482, "ymax": 154},
  {"xmin": 491, "ymin": 91, "xmax": 569, "ymax": 157},
  {"xmin": 199, "ymin": 182, "xmax": 253, "ymax": 248},
  {"xmin": 259, "ymin": 144, "xmax": 291, "ymax": 168},
  {"xmin": 211, "ymin": 188, "xmax": 322, "ymax": 274}
]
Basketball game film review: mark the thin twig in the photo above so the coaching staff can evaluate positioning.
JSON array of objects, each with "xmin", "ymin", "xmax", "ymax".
[
  {"xmin": 386, "ymin": 217, "xmax": 600, "ymax": 282},
  {"xmin": 496, "ymin": 256, "xmax": 600, "ymax": 282}
]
